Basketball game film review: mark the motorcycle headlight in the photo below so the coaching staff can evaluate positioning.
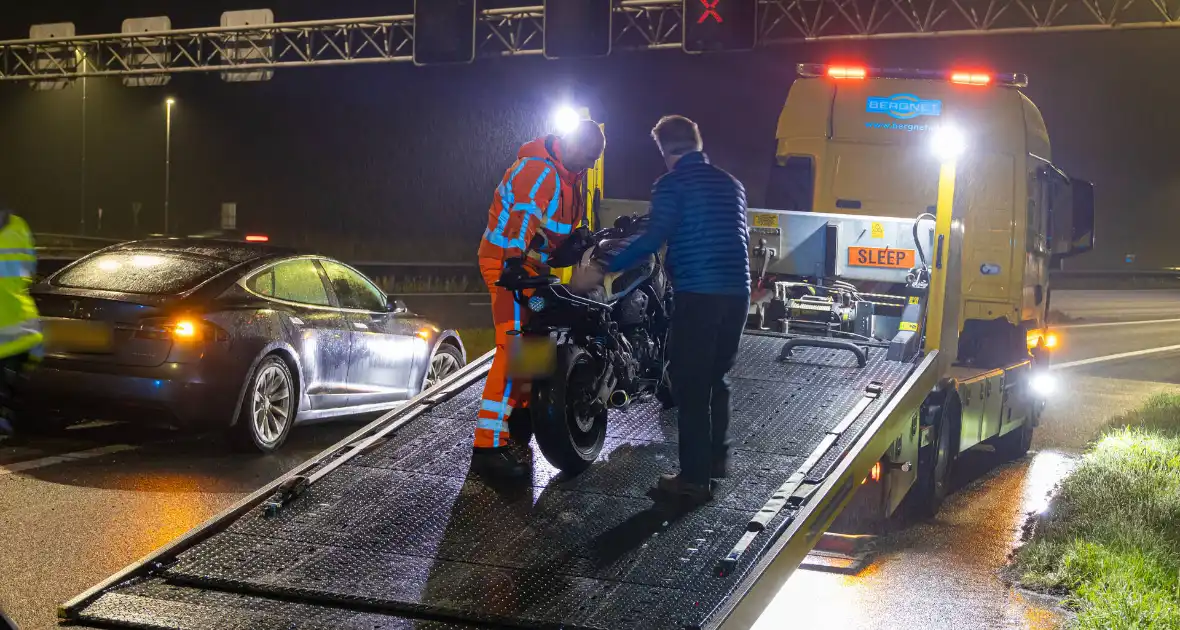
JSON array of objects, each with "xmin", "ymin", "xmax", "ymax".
[{"xmin": 528, "ymin": 295, "xmax": 547, "ymax": 313}]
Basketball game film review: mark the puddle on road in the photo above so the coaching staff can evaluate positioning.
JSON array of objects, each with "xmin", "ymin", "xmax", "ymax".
[{"xmin": 753, "ymin": 449, "xmax": 1078, "ymax": 630}]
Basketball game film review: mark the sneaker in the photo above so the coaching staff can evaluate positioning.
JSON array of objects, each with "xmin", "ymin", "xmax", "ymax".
[
  {"xmin": 471, "ymin": 447, "xmax": 528, "ymax": 479},
  {"xmin": 656, "ymin": 473, "xmax": 714, "ymax": 504}
]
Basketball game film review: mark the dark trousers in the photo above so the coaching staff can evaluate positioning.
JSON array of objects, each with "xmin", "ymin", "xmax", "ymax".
[
  {"xmin": 0, "ymin": 353, "xmax": 29, "ymax": 434},
  {"xmin": 668, "ymin": 292, "xmax": 749, "ymax": 485}
]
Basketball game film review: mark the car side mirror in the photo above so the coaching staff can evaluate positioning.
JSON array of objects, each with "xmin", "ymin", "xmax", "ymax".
[{"xmin": 387, "ymin": 297, "xmax": 409, "ymax": 314}]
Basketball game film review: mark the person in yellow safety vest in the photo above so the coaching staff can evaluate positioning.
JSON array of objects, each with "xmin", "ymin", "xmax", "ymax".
[{"xmin": 0, "ymin": 207, "xmax": 42, "ymax": 435}]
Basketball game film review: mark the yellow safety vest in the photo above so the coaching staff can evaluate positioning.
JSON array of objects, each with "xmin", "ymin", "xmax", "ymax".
[{"xmin": 0, "ymin": 214, "xmax": 42, "ymax": 359}]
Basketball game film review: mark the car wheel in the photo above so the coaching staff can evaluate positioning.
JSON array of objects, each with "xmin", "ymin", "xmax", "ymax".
[
  {"xmin": 232, "ymin": 355, "xmax": 296, "ymax": 453},
  {"xmin": 424, "ymin": 344, "xmax": 465, "ymax": 391}
]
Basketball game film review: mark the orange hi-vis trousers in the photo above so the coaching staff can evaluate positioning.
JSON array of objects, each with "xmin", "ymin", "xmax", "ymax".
[{"xmin": 474, "ymin": 258, "xmax": 535, "ymax": 449}]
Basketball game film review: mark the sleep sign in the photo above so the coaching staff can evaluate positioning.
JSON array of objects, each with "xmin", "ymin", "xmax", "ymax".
[{"xmin": 848, "ymin": 246, "xmax": 916, "ymax": 269}]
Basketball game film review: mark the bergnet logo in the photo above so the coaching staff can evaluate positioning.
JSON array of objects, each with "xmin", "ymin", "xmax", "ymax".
[
  {"xmin": 866, "ymin": 94, "xmax": 942, "ymax": 120},
  {"xmin": 864, "ymin": 121, "xmax": 935, "ymax": 132}
]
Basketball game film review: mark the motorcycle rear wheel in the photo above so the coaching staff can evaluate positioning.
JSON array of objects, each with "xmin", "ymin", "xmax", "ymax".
[{"xmin": 531, "ymin": 344, "xmax": 607, "ymax": 476}]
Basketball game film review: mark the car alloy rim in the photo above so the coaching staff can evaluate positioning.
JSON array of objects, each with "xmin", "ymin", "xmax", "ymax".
[
  {"xmin": 426, "ymin": 351, "xmax": 461, "ymax": 390},
  {"xmin": 252, "ymin": 364, "xmax": 291, "ymax": 445}
]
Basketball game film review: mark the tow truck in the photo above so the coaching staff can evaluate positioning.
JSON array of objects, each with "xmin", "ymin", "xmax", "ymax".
[{"xmin": 62, "ymin": 64, "xmax": 1094, "ymax": 629}]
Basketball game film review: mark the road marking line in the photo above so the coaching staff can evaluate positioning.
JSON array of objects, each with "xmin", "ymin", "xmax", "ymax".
[
  {"xmin": 1052, "ymin": 344, "xmax": 1180, "ymax": 371},
  {"xmin": 1055, "ymin": 317, "xmax": 1180, "ymax": 329},
  {"xmin": 0, "ymin": 444, "xmax": 138, "ymax": 476}
]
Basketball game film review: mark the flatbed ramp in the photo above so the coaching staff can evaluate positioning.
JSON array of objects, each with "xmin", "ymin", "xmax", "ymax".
[{"xmin": 69, "ymin": 334, "xmax": 918, "ymax": 630}]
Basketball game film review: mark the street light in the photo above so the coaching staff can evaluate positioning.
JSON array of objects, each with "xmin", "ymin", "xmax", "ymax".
[{"xmin": 164, "ymin": 98, "xmax": 175, "ymax": 235}]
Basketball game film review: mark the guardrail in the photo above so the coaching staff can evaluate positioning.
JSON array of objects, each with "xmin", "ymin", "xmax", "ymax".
[
  {"xmin": 1049, "ymin": 269, "xmax": 1180, "ymax": 290},
  {"xmin": 32, "ymin": 233, "xmax": 1180, "ymax": 291}
]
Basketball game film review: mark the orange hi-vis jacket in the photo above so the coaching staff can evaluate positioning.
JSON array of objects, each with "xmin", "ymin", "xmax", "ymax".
[
  {"xmin": 477, "ymin": 135, "xmax": 585, "ymax": 273},
  {"xmin": 474, "ymin": 136, "xmax": 585, "ymax": 450}
]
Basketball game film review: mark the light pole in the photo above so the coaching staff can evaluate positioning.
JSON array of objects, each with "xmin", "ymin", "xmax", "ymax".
[
  {"xmin": 164, "ymin": 97, "xmax": 175, "ymax": 235},
  {"xmin": 77, "ymin": 48, "xmax": 88, "ymax": 234}
]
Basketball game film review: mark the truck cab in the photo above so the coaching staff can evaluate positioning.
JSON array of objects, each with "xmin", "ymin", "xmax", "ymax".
[{"xmin": 760, "ymin": 64, "xmax": 1095, "ymax": 366}]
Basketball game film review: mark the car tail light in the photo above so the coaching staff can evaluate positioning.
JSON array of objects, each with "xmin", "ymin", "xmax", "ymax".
[{"xmin": 136, "ymin": 317, "xmax": 229, "ymax": 343}]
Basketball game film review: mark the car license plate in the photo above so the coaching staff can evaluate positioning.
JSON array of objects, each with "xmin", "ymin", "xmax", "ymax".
[
  {"xmin": 750, "ymin": 212, "xmax": 780, "ymax": 229},
  {"xmin": 42, "ymin": 318, "xmax": 114, "ymax": 354},
  {"xmin": 506, "ymin": 334, "xmax": 556, "ymax": 378},
  {"xmin": 847, "ymin": 246, "xmax": 916, "ymax": 269}
]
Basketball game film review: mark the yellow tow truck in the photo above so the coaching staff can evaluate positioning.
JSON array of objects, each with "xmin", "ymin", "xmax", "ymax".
[{"xmin": 67, "ymin": 64, "xmax": 1095, "ymax": 630}]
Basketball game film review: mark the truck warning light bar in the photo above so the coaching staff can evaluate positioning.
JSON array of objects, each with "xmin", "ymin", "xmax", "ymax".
[{"xmin": 798, "ymin": 63, "xmax": 1029, "ymax": 88}]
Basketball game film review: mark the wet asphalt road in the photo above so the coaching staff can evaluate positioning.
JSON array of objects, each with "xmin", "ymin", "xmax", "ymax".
[
  {"xmin": 1, "ymin": 290, "xmax": 1178, "ymax": 629},
  {"xmin": 757, "ymin": 289, "xmax": 1180, "ymax": 629}
]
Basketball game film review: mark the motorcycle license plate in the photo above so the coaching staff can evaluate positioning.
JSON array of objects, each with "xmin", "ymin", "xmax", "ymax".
[{"xmin": 506, "ymin": 334, "xmax": 556, "ymax": 378}]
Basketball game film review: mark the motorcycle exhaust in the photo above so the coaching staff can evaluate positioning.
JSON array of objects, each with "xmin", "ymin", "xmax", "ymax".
[{"xmin": 609, "ymin": 390, "xmax": 630, "ymax": 408}]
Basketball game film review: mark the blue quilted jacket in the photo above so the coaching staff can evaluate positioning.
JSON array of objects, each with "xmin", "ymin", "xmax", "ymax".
[{"xmin": 608, "ymin": 152, "xmax": 751, "ymax": 296}]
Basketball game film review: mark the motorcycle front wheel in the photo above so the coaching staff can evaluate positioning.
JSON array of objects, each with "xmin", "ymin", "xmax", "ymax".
[{"xmin": 531, "ymin": 344, "xmax": 607, "ymax": 476}]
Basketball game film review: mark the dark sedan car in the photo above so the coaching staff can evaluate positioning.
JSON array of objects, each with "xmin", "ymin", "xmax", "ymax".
[{"xmin": 22, "ymin": 239, "xmax": 466, "ymax": 452}]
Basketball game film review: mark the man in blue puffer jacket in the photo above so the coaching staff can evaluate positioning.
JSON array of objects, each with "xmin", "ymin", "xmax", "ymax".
[{"xmin": 582, "ymin": 115, "xmax": 751, "ymax": 503}]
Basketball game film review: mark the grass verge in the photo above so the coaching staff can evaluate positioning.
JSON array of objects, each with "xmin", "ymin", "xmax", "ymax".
[
  {"xmin": 457, "ymin": 328, "xmax": 494, "ymax": 359},
  {"xmin": 1013, "ymin": 393, "xmax": 1180, "ymax": 629}
]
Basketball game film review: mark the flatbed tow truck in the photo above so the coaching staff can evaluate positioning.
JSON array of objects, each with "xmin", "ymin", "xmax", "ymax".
[{"xmin": 61, "ymin": 64, "xmax": 1095, "ymax": 629}]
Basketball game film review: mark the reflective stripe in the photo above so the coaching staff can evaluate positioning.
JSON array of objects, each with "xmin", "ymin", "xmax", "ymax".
[
  {"xmin": 492, "ymin": 160, "xmax": 530, "ymax": 235},
  {"xmin": 0, "ymin": 332, "xmax": 43, "ymax": 360},
  {"xmin": 542, "ymin": 175, "xmax": 570, "ymax": 234},
  {"xmin": 477, "ymin": 418, "xmax": 507, "ymax": 432},
  {"xmin": 544, "ymin": 218, "xmax": 573, "ymax": 235},
  {"xmin": 484, "ymin": 158, "xmax": 558, "ymax": 253},
  {"xmin": 0, "ymin": 260, "xmax": 30, "ymax": 278},
  {"xmin": 493, "ymin": 299, "xmax": 524, "ymax": 447},
  {"xmin": 0, "ymin": 320, "xmax": 38, "ymax": 340},
  {"xmin": 0, "ymin": 248, "xmax": 35, "ymax": 257},
  {"xmin": 481, "ymin": 399, "xmax": 510, "ymax": 415}
]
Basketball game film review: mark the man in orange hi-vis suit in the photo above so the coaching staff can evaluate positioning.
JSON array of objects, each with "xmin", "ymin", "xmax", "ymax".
[{"xmin": 473, "ymin": 120, "xmax": 606, "ymax": 479}]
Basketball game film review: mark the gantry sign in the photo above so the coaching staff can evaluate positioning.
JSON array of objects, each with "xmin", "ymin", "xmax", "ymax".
[{"xmin": 2, "ymin": 0, "xmax": 1174, "ymax": 86}]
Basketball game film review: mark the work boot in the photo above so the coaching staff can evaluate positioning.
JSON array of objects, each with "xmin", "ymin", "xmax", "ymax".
[
  {"xmin": 656, "ymin": 473, "xmax": 714, "ymax": 504},
  {"xmin": 471, "ymin": 447, "xmax": 529, "ymax": 480}
]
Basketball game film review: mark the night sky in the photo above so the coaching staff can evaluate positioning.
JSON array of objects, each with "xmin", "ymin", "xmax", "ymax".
[{"xmin": 1, "ymin": 2, "xmax": 1176, "ymax": 268}]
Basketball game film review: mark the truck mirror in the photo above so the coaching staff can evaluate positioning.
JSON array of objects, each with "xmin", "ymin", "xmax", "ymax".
[
  {"xmin": 1047, "ymin": 171, "xmax": 1074, "ymax": 258},
  {"xmin": 1068, "ymin": 177, "xmax": 1095, "ymax": 256}
]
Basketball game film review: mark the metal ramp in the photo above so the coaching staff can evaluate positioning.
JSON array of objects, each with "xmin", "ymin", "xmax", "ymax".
[{"xmin": 70, "ymin": 334, "xmax": 917, "ymax": 630}]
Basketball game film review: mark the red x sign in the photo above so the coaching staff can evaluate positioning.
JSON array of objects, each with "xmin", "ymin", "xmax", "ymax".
[{"xmin": 698, "ymin": 0, "xmax": 724, "ymax": 23}]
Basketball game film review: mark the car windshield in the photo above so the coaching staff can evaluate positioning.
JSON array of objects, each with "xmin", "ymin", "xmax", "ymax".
[{"xmin": 54, "ymin": 250, "xmax": 233, "ymax": 295}]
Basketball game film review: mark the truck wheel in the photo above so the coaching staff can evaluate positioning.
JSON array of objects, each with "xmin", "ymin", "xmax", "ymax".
[
  {"xmin": 531, "ymin": 344, "xmax": 606, "ymax": 476},
  {"xmin": 994, "ymin": 418, "xmax": 1034, "ymax": 461},
  {"xmin": 231, "ymin": 355, "xmax": 296, "ymax": 454},
  {"xmin": 994, "ymin": 391, "xmax": 1036, "ymax": 461},
  {"xmin": 904, "ymin": 393, "xmax": 957, "ymax": 520}
]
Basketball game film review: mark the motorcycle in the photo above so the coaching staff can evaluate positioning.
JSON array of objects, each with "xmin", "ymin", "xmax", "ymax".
[{"xmin": 497, "ymin": 214, "xmax": 674, "ymax": 475}]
